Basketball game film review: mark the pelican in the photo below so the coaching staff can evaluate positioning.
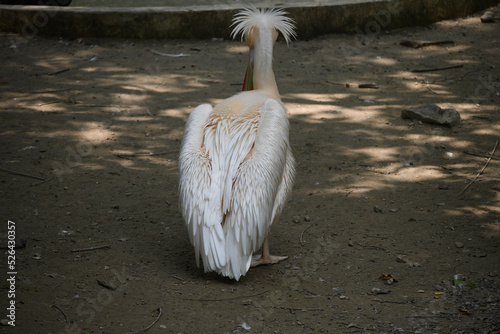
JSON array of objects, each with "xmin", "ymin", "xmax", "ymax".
[{"xmin": 178, "ymin": 7, "xmax": 296, "ymax": 280}]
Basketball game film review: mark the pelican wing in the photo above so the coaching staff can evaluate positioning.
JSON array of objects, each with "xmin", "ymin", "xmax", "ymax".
[
  {"xmin": 178, "ymin": 104, "xmax": 226, "ymax": 271},
  {"xmin": 220, "ymin": 98, "xmax": 291, "ymax": 279}
]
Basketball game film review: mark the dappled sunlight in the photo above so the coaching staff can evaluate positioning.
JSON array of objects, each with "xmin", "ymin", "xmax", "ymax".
[
  {"xmin": 390, "ymin": 165, "xmax": 449, "ymax": 181},
  {"xmin": 483, "ymin": 221, "xmax": 500, "ymax": 238},
  {"xmin": 75, "ymin": 121, "xmax": 115, "ymax": 142},
  {"xmin": 225, "ymin": 45, "xmax": 248, "ymax": 54},
  {"xmin": 471, "ymin": 124, "xmax": 500, "ymax": 137},
  {"xmin": 348, "ymin": 147, "xmax": 401, "ymax": 163},
  {"xmin": 286, "ymin": 92, "xmax": 336, "ymax": 104},
  {"xmin": 158, "ymin": 108, "xmax": 190, "ymax": 119}
]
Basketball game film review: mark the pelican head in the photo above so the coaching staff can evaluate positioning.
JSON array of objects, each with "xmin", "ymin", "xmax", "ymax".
[{"xmin": 231, "ymin": 7, "xmax": 296, "ymax": 92}]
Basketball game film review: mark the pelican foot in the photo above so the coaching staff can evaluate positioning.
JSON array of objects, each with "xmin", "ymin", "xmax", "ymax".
[{"xmin": 251, "ymin": 254, "xmax": 288, "ymax": 267}]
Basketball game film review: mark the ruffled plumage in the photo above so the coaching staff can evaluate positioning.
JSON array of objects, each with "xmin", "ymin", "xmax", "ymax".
[{"xmin": 178, "ymin": 7, "xmax": 296, "ymax": 280}]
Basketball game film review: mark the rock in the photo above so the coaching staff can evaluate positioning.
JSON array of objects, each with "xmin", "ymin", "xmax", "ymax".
[
  {"xmin": 434, "ymin": 284, "xmax": 444, "ymax": 291},
  {"xmin": 374, "ymin": 205, "xmax": 383, "ymax": 213},
  {"xmin": 455, "ymin": 242, "xmax": 464, "ymax": 248},
  {"xmin": 402, "ymin": 104, "xmax": 460, "ymax": 127},
  {"xmin": 292, "ymin": 216, "xmax": 300, "ymax": 223},
  {"xmin": 372, "ymin": 287, "xmax": 390, "ymax": 294},
  {"xmin": 97, "ymin": 279, "xmax": 116, "ymax": 290},
  {"xmin": 240, "ymin": 322, "xmax": 251, "ymax": 331},
  {"xmin": 480, "ymin": 11, "xmax": 495, "ymax": 23},
  {"xmin": 396, "ymin": 254, "xmax": 420, "ymax": 267}
]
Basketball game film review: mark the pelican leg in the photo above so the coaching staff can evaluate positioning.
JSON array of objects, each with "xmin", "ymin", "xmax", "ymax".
[{"xmin": 251, "ymin": 237, "xmax": 288, "ymax": 267}]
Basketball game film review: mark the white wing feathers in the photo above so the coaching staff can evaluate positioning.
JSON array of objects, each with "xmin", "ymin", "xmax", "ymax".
[
  {"xmin": 179, "ymin": 104, "xmax": 226, "ymax": 271},
  {"xmin": 220, "ymin": 99, "xmax": 290, "ymax": 279},
  {"xmin": 179, "ymin": 99, "xmax": 292, "ymax": 280}
]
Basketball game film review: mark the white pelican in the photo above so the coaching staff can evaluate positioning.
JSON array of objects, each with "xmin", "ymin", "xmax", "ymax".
[{"xmin": 178, "ymin": 7, "xmax": 296, "ymax": 280}]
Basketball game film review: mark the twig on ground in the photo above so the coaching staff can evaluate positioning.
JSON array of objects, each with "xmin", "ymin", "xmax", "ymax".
[
  {"xmin": 411, "ymin": 64, "xmax": 463, "ymax": 73},
  {"xmin": 356, "ymin": 243, "xmax": 387, "ymax": 251},
  {"xmin": 459, "ymin": 140, "xmax": 498, "ymax": 195},
  {"xmin": 29, "ymin": 88, "xmax": 73, "ymax": 94},
  {"xmin": 0, "ymin": 167, "xmax": 46, "ymax": 181},
  {"xmin": 51, "ymin": 304, "xmax": 68, "ymax": 323},
  {"xmin": 274, "ymin": 306, "xmax": 326, "ymax": 312},
  {"xmin": 463, "ymin": 150, "xmax": 500, "ymax": 161},
  {"xmin": 326, "ymin": 81, "xmax": 378, "ymax": 88},
  {"xmin": 358, "ymin": 83, "xmax": 379, "ymax": 89},
  {"xmin": 31, "ymin": 175, "xmax": 54, "ymax": 187},
  {"xmin": 429, "ymin": 71, "xmax": 476, "ymax": 84},
  {"xmin": 181, "ymin": 289, "xmax": 269, "ymax": 302},
  {"xmin": 38, "ymin": 100, "xmax": 66, "ymax": 106},
  {"xmin": 372, "ymin": 298, "xmax": 408, "ymax": 304},
  {"xmin": 48, "ymin": 68, "xmax": 70, "ymax": 76},
  {"xmin": 74, "ymin": 103, "xmax": 132, "ymax": 108},
  {"xmin": 364, "ymin": 234, "xmax": 388, "ymax": 239},
  {"xmin": 114, "ymin": 151, "xmax": 178, "ymax": 159},
  {"xmin": 150, "ymin": 49, "xmax": 190, "ymax": 57},
  {"xmin": 426, "ymin": 85, "xmax": 437, "ymax": 94},
  {"xmin": 129, "ymin": 307, "xmax": 162, "ymax": 334},
  {"xmin": 300, "ymin": 224, "xmax": 313, "ymax": 246},
  {"xmin": 407, "ymin": 312, "xmax": 457, "ymax": 318},
  {"xmin": 400, "ymin": 40, "xmax": 454, "ymax": 48},
  {"xmin": 326, "ymin": 80, "xmax": 346, "ymax": 86},
  {"xmin": 71, "ymin": 244, "xmax": 111, "ymax": 253}
]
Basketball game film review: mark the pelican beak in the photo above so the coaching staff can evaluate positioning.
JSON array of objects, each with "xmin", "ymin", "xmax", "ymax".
[{"xmin": 242, "ymin": 48, "xmax": 254, "ymax": 91}]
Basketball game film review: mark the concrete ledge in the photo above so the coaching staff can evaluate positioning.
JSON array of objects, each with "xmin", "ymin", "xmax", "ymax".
[{"xmin": 0, "ymin": 0, "xmax": 498, "ymax": 40}]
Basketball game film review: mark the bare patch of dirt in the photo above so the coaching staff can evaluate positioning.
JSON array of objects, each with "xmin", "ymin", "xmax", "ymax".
[{"xmin": 1, "ymin": 5, "xmax": 499, "ymax": 333}]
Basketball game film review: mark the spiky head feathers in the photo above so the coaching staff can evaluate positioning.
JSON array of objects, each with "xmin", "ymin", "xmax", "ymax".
[{"xmin": 231, "ymin": 7, "xmax": 296, "ymax": 46}]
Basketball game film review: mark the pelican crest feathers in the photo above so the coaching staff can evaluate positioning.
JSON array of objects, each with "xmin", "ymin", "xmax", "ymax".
[{"xmin": 231, "ymin": 6, "xmax": 296, "ymax": 44}]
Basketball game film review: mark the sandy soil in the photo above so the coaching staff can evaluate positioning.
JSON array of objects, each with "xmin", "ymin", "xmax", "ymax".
[{"xmin": 1, "ymin": 5, "xmax": 499, "ymax": 334}]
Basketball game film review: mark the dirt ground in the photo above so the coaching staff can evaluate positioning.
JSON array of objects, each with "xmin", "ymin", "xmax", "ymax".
[{"xmin": 1, "ymin": 5, "xmax": 499, "ymax": 334}]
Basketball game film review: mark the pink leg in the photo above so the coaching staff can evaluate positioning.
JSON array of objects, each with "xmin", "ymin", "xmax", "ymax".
[{"xmin": 251, "ymin": 237, "xmax": 288, "ymax": 267}]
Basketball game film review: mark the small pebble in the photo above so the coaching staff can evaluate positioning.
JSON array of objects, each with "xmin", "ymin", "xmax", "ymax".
[
  {"xmin": 304, "ymin": 216, "xmax": 311, "ymax": 222},
  {"xmin": 292, "ymin": 216, "xmax": 300, "ymax": 223},
  {"xmin": 374, "ymin": 205, "xmax": 383, "ymax": 213},
  {"xmin": 455, "ymin": 242, "xmax": 464, "ymax": 248},
  {"xmin": 372, "ymin": 287, "xmax": 390, "ymax": 294},
  {"xmin": 240, "ymin": 322, "xmax": 251, "ymax": 331}
]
